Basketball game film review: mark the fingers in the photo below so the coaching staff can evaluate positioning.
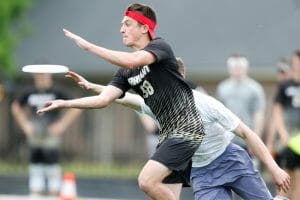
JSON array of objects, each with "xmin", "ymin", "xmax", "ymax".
[
  {"xmin": 276, "ymin": 176, "xmax": 290, "ymax": 193},
  {"xmin": 36, "ymin": 101, "xmax": 55, "ymax": 114},
  {"xmin": 63, "ymin": 28, "xmax": 71, "ymax": 36},
  {"xmin": 63, "ymin": 28, "xmax": 78, "ymax": 41},
  {"xmin": 282, "ymin": 177, "xmax": 290, "ymax": 193},
  {"xmin": 65, "ymin": 71, "xmax": 82, "ymax": 83},
  {"xmin": 37, "ymin": 105, "xmax": 55, "ymax": 114},
  {"xmin": 37, "ymin": 108, "xmax": 48, "ymax": 114}
]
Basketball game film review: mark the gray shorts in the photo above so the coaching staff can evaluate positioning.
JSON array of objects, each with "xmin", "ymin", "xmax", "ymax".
[{"xmin": 191, "ymin": 143, "xmax": 273, "ymax": 200}]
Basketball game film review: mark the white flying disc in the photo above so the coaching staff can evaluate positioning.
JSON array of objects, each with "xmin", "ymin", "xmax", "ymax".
[{"xmin": 22, "ymin": 64, "xmax": 69, "ymax": 73}]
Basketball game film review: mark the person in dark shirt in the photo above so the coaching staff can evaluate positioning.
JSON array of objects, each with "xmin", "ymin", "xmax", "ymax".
[
  {"xmin": 272, "ymin": 50, "xmax": 300, "ymax": 199},
  {"xmin": 11, "ymin": 73, "xmax": 81, "ymax": 198},
  {"xmin": 37, "ymin": 3, "xmax": 205, "ymax": 200}
]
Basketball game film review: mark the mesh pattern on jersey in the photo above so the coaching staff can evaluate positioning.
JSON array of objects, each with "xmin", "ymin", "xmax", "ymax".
[{"xmin": 145, "ymin": 81, "xmax": 205, "ymax": 146}]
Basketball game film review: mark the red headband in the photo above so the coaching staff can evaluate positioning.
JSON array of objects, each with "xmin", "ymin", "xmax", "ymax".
[{"xmin": 125, "ymin": 10, "xmax": 156, "ymax": 39}]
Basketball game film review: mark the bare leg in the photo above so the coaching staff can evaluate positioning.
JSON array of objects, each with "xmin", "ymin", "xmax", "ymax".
[
  {"xmin": 138, "ymin": 160, "xmax": 177, "ymax": 200},
  {"xmin": 165, "ymin": 183, "xmax": 182, "ymax": 200}
]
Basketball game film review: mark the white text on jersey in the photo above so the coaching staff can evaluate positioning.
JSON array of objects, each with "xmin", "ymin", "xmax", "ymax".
[{"xmin": 128, "ymin": 65, "xmax": 150, "ymax": 86}]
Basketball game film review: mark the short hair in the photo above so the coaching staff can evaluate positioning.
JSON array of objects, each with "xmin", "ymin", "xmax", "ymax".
[
  {"xmin": 227, "ymin": 54, "xmax": 249, "ymax": 69},
  {"xmin": 294, "ymin": 50, "xmax": 300, "ymax": 59},
  {"xmin": 126, "ymin": 3, "xmax": 157, "ymax": 23},
  {"xmin": 277, "ymin": 57, "xmax": 290, "ymax": 73}
]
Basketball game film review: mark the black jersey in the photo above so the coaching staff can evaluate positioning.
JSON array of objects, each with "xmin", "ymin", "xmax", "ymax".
[
  {"xmin": 110, "ymin": 38, "xmax": 205, "ymax": 145},
  {"xmin": 275, "ymin": 79, "xmax": 300, "ymax": 135},
  {"xmin": 15, "ymin": 85, "xmax": 70, "ymax": 125}
]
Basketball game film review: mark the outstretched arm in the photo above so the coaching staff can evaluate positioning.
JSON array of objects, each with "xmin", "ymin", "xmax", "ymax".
[
  {"xmin": 234, "ymin": 122, "xmax": 290, "ymax": 193},
  {"xmin": 66, "ymin": 71, "xmax": 143, "ymax": 111},
  {"xmin": 65, "ymin": 71, "xmax": 105, "ymax": 94},
  {"xmin": 37, "ymin": 85, "xmax": 123, "ymax": 114},
  {"xmin": 63, "ymin": 29, "xmax": 155, "ymax": 69}
]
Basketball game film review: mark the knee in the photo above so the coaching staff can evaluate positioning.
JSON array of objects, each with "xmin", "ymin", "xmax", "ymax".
[{"xmin": 138, "ymin": 173, "xmax": 156, "ymax": 193}]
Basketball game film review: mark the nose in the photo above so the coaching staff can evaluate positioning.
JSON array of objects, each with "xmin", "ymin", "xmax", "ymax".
[{"xmin": 120, "ymin": 24, "xmax": 125, "ymax": 34}]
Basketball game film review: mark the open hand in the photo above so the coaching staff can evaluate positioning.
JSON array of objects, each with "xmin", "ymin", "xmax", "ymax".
[
  {"xmin": 273, "ymin": 168, "xmax": 290, "ymax": 193},
  {"xmin": 65, "ymin": 71, "xmax": 92, "ymax": 90},
  {"xmin": 37, "ymin": 99, "xmax": 65, "ymax": 114},
  {"xmin": 63, "ymin": 28, "xmax": 91, "ymax": 50}
]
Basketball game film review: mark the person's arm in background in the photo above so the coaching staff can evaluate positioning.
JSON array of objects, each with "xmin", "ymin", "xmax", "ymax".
[
  {"xmin": 65, "ymin": 71, "xmax": 104, "ymax": 94},
  {"xmin": 234, "ymin": 121, "xmax": 290, "ymax": 193},
  {"xmin": 247, "ymin": 84, "xmax": 266, "ymax": 157},
  {"xmin": 252, "ymin": 85, "xmax": 266, "ymax": 139},
  {"xmin": 48, "ymin": 108, "xmax": 82, "ymax": 136},
  {"xmin": 37, "ymin": 85, "xmax": 123, "ymax": 114},
  {"xmin": 139, "ymin": 114, "xmax": 157, "ymax": 134},
  {"xmin": 66, "ymin": 71, "xmax": 143, "ymax": 111},
  {"xmin": 273, "ymin": 103, "xmax": 289, "ymax": 146},
  {"xmin": 266, "ymin": 105, "xmax": 278, "ymax": 155},
  {"xmin": 11, "ymin": 101, "xmax": 33, "ymax": 136}
]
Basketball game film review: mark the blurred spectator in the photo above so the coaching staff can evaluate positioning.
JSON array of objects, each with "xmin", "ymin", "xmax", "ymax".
[
  {"xmin": 216, "ymin": 54, "xmax": 266, "ymax": 199},
  {"xmin": 266, "ymin": 58, "xmax": 291, "ymax": 155},
  {"xmin": 11, "ymin": 73, "xmax": 81, "ymax": 198},
  {"xmin": 216, "ymin": 54, "xmax": 266, "ymax": 152},
  {"xmin": 271, "ymin": 50, "xmax": 300, "ymax": 199},
  {"xmin": 276, "ymin": 58, "xmax": 292, "ymax": 82}
]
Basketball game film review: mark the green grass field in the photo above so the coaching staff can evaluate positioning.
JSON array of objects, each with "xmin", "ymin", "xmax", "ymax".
[{"xmin": 0, "ymin": 160, "xmax": 143, "ymax": 179}]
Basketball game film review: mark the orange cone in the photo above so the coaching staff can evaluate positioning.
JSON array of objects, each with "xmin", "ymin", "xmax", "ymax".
[{"xmin": 60, "ymin": 172, "xmax": 77, "ymax": 200}]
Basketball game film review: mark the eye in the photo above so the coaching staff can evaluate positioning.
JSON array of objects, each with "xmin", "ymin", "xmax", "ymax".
[{"xmin": 122, "ymin": 20, "xmax": 130, "ymax": 26}]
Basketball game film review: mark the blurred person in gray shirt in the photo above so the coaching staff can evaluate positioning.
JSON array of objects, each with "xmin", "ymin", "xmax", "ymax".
[
  {"xmin": 216, "ymin": 54, "xmax": 266, "ymax": 152},
  {"xmin": 216, "ymin": 54, "xmax": 266, "ymax": 200}
]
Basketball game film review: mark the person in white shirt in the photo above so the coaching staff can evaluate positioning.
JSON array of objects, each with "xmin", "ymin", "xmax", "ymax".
[{"xmin": 65, "ymin": 63, "xmax": 290, "ymax": 199}]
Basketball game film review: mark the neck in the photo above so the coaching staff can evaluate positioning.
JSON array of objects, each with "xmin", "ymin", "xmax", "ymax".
[{"xmin": 132, "ymin": 36, "xmax": 151, "ymax": 51}]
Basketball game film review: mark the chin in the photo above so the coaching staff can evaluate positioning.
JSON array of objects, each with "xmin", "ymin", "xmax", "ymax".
[{"xmin": 123, "ymin": 41, "xmax": 133, "ymax": 47}]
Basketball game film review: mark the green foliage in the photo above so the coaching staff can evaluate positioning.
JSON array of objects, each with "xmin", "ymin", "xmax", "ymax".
[{"xmin": 0, "ymin": 0, "xmax": 33, "ymax": 78}]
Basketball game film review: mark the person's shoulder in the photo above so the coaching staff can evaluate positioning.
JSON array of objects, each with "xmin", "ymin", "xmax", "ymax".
[
  {"xmin": 151, "ymin": 37, "xmax": 165, "ymax": 43},
  {"xmin": 193, "ymin": 90, "xmax": 217, "ymax": 106},
  {"xmin": 276, "ymin": 79, "xmax": 296, "ymax": 90},
  {"xmin": 16, "ymin": 85, "xmax": 36, "ymax": 94},
  {"xmin": 149, "ymin": 37, "xmax": 171, "ymax": 48},
  {"xmin": 13, "ymin": 85, "xmax": 36, "ymax": 99},
  {"xmin": 285, "ymin": 79, "xmax": 297, "ymax": 86},
  {"xmin": 218, "ymin": 78, "xmax": 231, "ymax": 85},
  {"xmin": 247, "ymin": 77, "xmax": 262, "ymax": 85},
  {"xmin": 245, "ymin": 77, "xmax": 264, "ymax": 90},
  {"xmin": 216, "ymin": 78, "xmax": 231, "ymax": 90}
]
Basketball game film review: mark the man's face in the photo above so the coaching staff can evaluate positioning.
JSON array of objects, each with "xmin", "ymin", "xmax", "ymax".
[
  {"xmin": 228, "ymin": 65, "xmax": 248, "ymax": 80},
  {"xmin": 120, "ymin": 16, "xmax": 145, "ymax": 47},
  {"xmin": 33, "ymin": 73, "xmax": 53, "ymax": 90}
]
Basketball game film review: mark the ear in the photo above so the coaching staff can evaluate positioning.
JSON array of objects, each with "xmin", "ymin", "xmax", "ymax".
[{"xmin": 141, "ymin": 24, "xmax": 149, "ymax": 35}]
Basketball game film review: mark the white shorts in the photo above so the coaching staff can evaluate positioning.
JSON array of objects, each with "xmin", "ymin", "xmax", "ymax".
[{"xmin": 29, "ymin": 164, "xmax": 61, "ymax": 193}]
